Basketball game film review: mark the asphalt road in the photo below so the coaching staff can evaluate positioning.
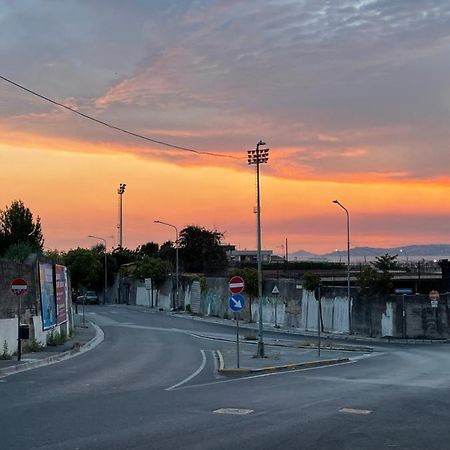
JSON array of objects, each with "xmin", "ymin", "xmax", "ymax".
[{"xmin": 1, "ymin": 305, "xmax": 450, "ymax": 450}]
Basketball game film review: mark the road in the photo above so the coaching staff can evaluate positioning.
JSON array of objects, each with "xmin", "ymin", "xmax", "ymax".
[{"xmin": 1, "ymin": 305, "xmax": 450, "ymax": 449}]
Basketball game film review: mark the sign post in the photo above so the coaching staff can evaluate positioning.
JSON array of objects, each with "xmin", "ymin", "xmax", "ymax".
[
  {"xmin": 229, "ymin": 294, "xmax": 245, "ymax": 368},
  {"xmin": 272, "ymin": 285, "xmax": 280, "ymax": 328},
  {"xmin": 11, "ymin": 278, "xmax": 28, "ymax": 361},
  {"xmin": 229, "ymin": 277, "xmax": 245, "ymax": 368}
]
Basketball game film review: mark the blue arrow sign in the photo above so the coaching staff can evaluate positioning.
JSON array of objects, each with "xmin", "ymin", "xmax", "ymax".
[{"xmin": 229, "ymin": 294, "xmax": 245, "ymax": 312}]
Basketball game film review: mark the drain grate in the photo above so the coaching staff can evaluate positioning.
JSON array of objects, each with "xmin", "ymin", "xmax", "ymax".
[
  {"xmin": 213, "ymin": 408, "xmax": 254, "ymax": 415},
  {"xmin": 339, "ymin": 408, "xmax": 373, "ymax": 415}
]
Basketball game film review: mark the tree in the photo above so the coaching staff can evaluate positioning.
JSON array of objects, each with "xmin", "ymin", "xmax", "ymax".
[
  {"xmin": 111, "ymin": 247, "xmax": 137, "ymax": 268},
  {"xmin": 0, "ymin": 200, "xmax": 44, "ymax": 256},
  {"xmin": 302, "ymin": 272, "xmax": 323, "ymax": 331},
  {"xmin": 231, "ymin": 267, "xmax": 258, "ymax": 322},
  {"xmin": 133, "ymin": 256, "xmax": 170, "ymax": 306},
  {"xmin": 372, "ymin": 253, "xmax": 399, "ymax": 272},
  {"xmin": 357, "ymin": 253, "xmax": 398, "ymax": 295},
  {"xmin": 136, "ymin": 242, "xmax": 159, "ymax": 258},
  {"xmin": 178, "ymin": 225, "xmax": 228, "ymax": 273},
  {"xmin": 63, "ymin": 248, "xmax": 102, "ymax": 292}
]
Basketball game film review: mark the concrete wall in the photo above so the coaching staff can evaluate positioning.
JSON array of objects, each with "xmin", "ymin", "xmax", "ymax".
[
  {"xmin": 302, "ymin": 288, "xmax": 351, "ymax": 334},
  {"xmin": 0, "ymin": 318, "xmax": 17, "ymax": 355},
  {"xmin": 125, "ymin": 274, "xmax": 450, "ymax": 339}
]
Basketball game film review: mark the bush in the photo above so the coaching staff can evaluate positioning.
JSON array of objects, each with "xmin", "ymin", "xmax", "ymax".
[
  {"xmin": 0, "ymin": 341, "xmax": 13, "ymax": 360},
  {"xmin": 26, "ymin": 337, "xmax": 44, "ymax": 353}
]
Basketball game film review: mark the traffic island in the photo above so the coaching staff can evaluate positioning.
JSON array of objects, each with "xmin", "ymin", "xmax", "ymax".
[{"xmin": 215, "ymin": 340, "xmax": 355, "ymax": 377}]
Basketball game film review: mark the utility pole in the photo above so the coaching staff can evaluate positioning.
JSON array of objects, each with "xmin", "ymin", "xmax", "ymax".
[
  {"xmin": 117, "ymin": 183, "xmax": 126, "ymax": 248},
  {"xmin": 248, "ymin": 140, "xmax": 269, "ymax": 358},
  {"xmin": 332, "ymin": 200, "xmax": 351, "ymax": 334},
  {"xmin": 154, "ymin": 220, "xmax": 179, "ymax": 310}
]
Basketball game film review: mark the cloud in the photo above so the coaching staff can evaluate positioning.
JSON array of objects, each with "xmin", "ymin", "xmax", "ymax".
[{"xmin": 1, "ymin": 0, "xmax": 450, "ymax": 183}]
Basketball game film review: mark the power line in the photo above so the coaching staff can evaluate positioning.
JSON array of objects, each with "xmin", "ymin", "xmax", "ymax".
[{"xmin": 0, "ymin": 74, "xmax": 242, "ymax": 160}]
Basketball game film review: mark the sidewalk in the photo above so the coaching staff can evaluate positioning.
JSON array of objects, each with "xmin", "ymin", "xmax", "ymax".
[
  {"xmin": 190, "ymin": 329, "xmax": 362, "ymax": 375},
  {"xmin": 0, "ymin": 316, "xmax": 101, "ymax": 378}
]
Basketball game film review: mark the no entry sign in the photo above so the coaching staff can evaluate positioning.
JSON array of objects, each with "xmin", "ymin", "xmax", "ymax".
[
  {"xmin": 11, "ymin": 278, "xmax": 27, "ymax": 296},
  {"xmin": 229, "ymin": 276, "xmax": 244, "ymax": 294}
]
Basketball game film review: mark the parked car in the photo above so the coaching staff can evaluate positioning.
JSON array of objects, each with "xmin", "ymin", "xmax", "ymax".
[{"xmin": 77, "ymin": 291, "xmax": 99, "ymax": 304}]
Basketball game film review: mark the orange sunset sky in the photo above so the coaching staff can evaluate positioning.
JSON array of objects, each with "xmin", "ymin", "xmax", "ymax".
[{"xmin": 2, "ymin": 1, "xmax": 450, "ymax": 255}]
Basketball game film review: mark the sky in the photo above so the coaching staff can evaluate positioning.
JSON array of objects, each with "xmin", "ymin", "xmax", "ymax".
[{"xmin": 1, "ymin": 0, "xmax": 450, "ymax": 254}]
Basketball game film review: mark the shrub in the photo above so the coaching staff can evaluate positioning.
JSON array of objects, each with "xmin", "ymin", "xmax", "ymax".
[{"xmin": 0, "ymin": 341, "xmax": 12, "ymax": 360}]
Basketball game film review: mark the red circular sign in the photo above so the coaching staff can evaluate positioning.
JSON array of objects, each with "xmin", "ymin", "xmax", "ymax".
[
  {"xmin": 11, "ymin": 278, "xmax": 27, "ymax": 296},
  {"xmin": 229, "ymin": 276, "xmax": 245, "ymax": 294}
]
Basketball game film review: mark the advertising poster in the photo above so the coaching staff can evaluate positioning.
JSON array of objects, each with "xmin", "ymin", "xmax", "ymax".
[
  {"xmin": 39, "ymin": 263, "xmax": 57, "ymax": 330},
  {"xmin": 54, "ymin": 265, "xmax": 68, "ymax": 325}
]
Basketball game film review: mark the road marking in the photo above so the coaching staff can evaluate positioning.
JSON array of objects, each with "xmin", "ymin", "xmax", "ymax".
[
  {"xmin": 339, "ymin": 408, "xmax": 373, "ymax": 415},
  {"xmin": 166, "ymin": 350, "xmax": 207, "ymax": 391},
  {"xmin": 170, "ymin": 359, "xmax": 355, "ymax": 391},
  {"xmin": 213, "ymin": 408, "xmax": 254, "ymax": 415}
]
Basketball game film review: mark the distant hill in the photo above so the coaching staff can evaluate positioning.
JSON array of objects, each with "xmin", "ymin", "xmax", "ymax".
[{"xmin": 289, "ymin": 244, "xmax": 450, "ymax": 261}]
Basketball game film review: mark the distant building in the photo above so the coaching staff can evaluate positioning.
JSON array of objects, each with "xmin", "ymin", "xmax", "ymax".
[{"xmin": 228, "ymin": 249, "xmax": 273, "ymax": 264}]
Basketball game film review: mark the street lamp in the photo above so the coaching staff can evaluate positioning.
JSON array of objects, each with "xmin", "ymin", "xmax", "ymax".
[
  {"xmin": 117, "ymin": 183, "xmax": 126, "ymax": 248},
  {"xmin": 332, "ymin": 200, "xmax": 352, "ymax": 334},
  {"xmin": 88, "ymin": 235, "xmax": 108, "ymax": 303},
  {"xmin": 248, "ymin": 139, "xmax": 269, "ymax": 358},
  {"xmin": 154, "ymin": 220, "xmax": 179, "ymax": 310}
]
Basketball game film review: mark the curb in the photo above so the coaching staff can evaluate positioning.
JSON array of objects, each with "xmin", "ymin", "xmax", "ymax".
[
  {"xmin": 193, "ymin": 332, "xmax": 372, "ymax": 353},
  {"xmin": 0, "ymin": 321, "xmax": 104, "ymax": 379},
  {"xmin": 218, "ymin": 357, "xmax": 350, "ymax": 376}
]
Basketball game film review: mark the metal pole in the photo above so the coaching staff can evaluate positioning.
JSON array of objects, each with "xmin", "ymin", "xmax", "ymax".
[
  {"xmin": 318, "ymin": 291, "xmax": 321, "ymax": 357},
  {"xmin": 274, "ymin": 295, "xmax": 278, "ymax": 328},
  {"xmin": 175, "ymin": 227, "xmax": 179, "ymax": 310},
  {"xmin": 247, "ymin": 140, "xmax": 268, "ymax": 358},
  {"xmin": 333, "ymin": 200, "xmax": 352, "ymax": 334},
  {"xmin": 117, "ymin": 183, "xmax": 126, "ymax": 248},
  {"xmin": 346, "ymin": 208, "xmax": 351, "ymax": 334},
  {"xmin": 119, "ymin": 192, "xmax": 123, "ymax": 248},
  {"xmin": 17, "ymin": 295, "xmax": 22, "ymax": 361},
  {"xmin": 256, "ymin": 145, "xmax": 264, "ymax": 358},
  {"xmin": 154, "ymin": 220, "xmax": 179, "ymax": 310},
  {"xmin": 236, "ymin": 313, "xmax": 240, "ymax": 368}
]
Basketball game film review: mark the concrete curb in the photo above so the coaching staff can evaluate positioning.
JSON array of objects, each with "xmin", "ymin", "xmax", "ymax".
[
  {"xmin": 193, "ymin": 332, "xmax": 372, "ymax": 352},
  {"xmin": 218, "ymin": 357, "xmax": 350, "ymax": 376},
  {"xmin": 0, "ymin": 321, "xmax": 104, "ymax": 379}
]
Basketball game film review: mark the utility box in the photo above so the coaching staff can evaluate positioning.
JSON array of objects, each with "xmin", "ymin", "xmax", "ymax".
[{"xmin": 19, "ymin": 324, "xmax": 30, "ymax": 340}]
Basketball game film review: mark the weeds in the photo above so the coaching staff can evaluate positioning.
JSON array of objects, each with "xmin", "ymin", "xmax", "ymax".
[{"xmin": 0, "ymin": 341, "xmax": 13, "ymax": 360}]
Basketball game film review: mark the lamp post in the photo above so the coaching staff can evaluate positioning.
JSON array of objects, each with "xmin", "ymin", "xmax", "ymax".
[
  {"xmin": 154, "ymin": 220, "xmax": 179, "ymax": 310},
  {"xmin": 332, "ymin": 200, "xmax": 351, "ymax": 334},
  {"xmin": 248, "ymin": 140, "xmax": 269, "ymax": 358},
  {"xmin": 88, "ymin": 235, "xmax": 108, "ymax": 303},
  {"xmin": 117, "ymin": 183, "xmax": 126, "ymax": 248}
]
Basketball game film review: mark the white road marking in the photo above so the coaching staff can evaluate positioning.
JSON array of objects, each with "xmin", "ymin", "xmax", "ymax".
[
  {"xmin": 339, "ymin": 407, "xmax": 373, "ymax": 415},
  {"xmin": 213, "ymin": 408, "xmax": 254, "ymax": 415},
  {"xmin": 169, "ymin": 359, "xmax": 355, "ymax": 391},
  {"xmin": 166, "ymin": 350, "xmax": 207, "ymax": 391}
]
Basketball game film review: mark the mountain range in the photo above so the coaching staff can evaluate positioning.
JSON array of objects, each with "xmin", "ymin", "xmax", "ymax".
[{"xmin": 289, "ymin": 244, "xmax": 450, "ymax": 261}]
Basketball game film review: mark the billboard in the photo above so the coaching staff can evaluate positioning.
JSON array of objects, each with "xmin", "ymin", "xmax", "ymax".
[
  {"xmin": 54, "ymin": 265, "xmax": 68, "ymax": 325},
  {"xmin": 39, "ymin": 263, "xmax": 56, "ymax": 330}
]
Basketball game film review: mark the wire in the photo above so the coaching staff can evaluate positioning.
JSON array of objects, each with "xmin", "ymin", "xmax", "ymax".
[{"xmin": 0, "ymin": 74, "xmax": 242, "ymax": 160}]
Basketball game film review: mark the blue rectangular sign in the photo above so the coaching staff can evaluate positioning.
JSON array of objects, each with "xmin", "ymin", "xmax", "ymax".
[{"xmin": 395, "ymin": 288, "xmax": 413, "ymax": 295}]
